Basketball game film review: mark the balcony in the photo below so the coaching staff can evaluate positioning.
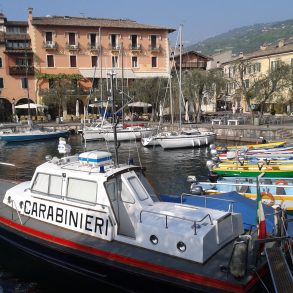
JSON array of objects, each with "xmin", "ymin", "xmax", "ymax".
[
  {"xmin": 129, "ymin": 44, "xmax": 142, "ymax": 52},
  {"xmin": 65, "ymin": 43, "xmax": 80, "ymax": 51},
  {"xmin": 9, "ymin": 65, "xmax": 35, "ymax": 75},
  {"xmin": 148, "ymin": 45, "xmax": 161, "ymax": 52},
  {"xmin": 88, "ymin": 43, "xmax": 101, "ymax": 52},
  {"xmin": 43, "ymin": 41, "xmax": 57, "ymax": 50},
  {"xmin": 5, "ymin": 45, "xmax": 32, "ymax": 54},
  {"xmin": 108, "ymin": 43, "xmax": 120, "ymax": 52}
]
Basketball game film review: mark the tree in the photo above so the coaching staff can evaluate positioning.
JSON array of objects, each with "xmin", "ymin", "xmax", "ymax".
[
  {"xmin": 181, "ymin": 69, "xmax": 226, "ymax": 123},
  {"xmin": 128, "ymin": 78, "xmax": 168, "ymax": 121},
  {"xmin": 36, "ymin": 73, "xmax": 85, "ymax": 118},
  {"xmin": 227, "ymin": 59, "xmax": 291, "ymax": 115}
]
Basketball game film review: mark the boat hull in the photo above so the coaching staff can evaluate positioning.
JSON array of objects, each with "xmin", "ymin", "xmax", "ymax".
[
  {"xmin": 158, "ymin": 133, "xmax": 216, "ymax": 149},
  {"xmin": 213, "ymin": 169, "xmax": 293, "ymax": 178},
  {"xmin": 0, "ymin": 194, "xmax": 267, "ymax": 293},
  {"xmin": 0, "ymin": 131, "xmax": 69, "ymax": 142}
]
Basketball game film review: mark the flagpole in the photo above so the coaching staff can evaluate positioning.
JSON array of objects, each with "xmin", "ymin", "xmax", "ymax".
[{"xmin": 256, "ymin": 172, "xmax": 266, "ymax": 242}]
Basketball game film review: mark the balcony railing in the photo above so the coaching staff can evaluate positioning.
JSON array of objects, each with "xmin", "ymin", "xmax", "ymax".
[
  {"xmin": 108, "ymin": 43, "xmax": 121, "ymax": 51},
  {"xmin": 129, "ymin": 44, "xmax": 142, "ymax": 51},
  {"xmin": 43, "ymin": 42, "xmax": 57, "ymax": 50},
  {"xmin": 88, "ymin": 43, "xmax": 101, "ymax": 51},
  {"xmin": 9, "ymin": 66, "xmax": 35, "ymax": 75},
  {"xmin": 65, "ymin": 43, "xmax": 80, "ymax": 50},
  {"xmin": 39, "ymin": 88, "xmax": 91, "ymax": 96},
  {"xmin": 148, "ymin": 44, "xmax": 161, "ymax": 52}
]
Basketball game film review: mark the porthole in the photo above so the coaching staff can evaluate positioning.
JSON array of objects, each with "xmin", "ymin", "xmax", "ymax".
[
  {"xmin": 177, "ymin": 241, "xmax": 186, "ymax": 252},
  {"xmin": 150, "ymin": 235, "xmax": 158, "ymax": 245}
]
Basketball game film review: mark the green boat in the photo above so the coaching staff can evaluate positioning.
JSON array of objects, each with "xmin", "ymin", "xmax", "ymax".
[{"xmin": 212, "ymin": 166, "xmax": 293, "ymax": 178}]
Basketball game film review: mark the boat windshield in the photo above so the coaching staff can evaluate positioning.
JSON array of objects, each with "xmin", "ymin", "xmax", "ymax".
[{"xmin": 135, "ymin": 171, "xmax": 159, "ymax": 202}]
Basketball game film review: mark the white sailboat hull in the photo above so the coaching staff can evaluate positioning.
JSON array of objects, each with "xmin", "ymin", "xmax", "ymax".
[
  {"xmin": 157, "ymin": 132, "xmax": 216, "ymax": 149},
  {"xmin": 104, "ymin": 128, "xmax": 155, "ymax": 142}
]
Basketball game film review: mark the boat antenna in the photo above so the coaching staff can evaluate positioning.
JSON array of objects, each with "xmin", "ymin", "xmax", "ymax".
[{"xmin": 108, "ymin": 70, "xmax": 119, "ymax": 167}]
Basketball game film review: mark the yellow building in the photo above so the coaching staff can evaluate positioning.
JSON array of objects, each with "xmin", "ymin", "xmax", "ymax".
[{"xmin": 223, "ymin": 40, "xmax": 293, "ymax": 114}]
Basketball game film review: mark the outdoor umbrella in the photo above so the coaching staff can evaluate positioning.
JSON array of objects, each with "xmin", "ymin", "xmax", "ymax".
[
  {"xmin": 15, "ymin": 103, "xmax": 48, "ymax": 109},
  {"xmin": 128, "ymin": 102, "xmax": 152, "ymax": 107}
]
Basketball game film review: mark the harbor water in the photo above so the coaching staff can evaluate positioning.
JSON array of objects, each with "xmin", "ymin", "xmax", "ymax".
[{"xmin": 0, "ymin": 134, "xmax": 213, "ymax": 292}]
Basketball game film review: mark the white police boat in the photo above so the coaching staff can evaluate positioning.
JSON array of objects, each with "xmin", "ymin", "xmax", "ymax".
[{"xmin": 0, "ymin": 139, "xmax": 283, "ymax": 292}]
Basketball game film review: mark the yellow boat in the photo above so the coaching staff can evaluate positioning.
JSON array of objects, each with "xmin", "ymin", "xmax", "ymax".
[{"xmin": 216, "ymin": 141, "xmax": 286, "ymax": 151}]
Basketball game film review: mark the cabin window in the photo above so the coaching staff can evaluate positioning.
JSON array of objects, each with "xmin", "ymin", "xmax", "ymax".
[
  {"xmin": 121, "ymin": 182, "xmax": 135, "ymax": 204},
  {"xmin": 32, "ymin": 173, "xmax": 49, "ymax": 194},
  {"xmin": 127, "ymin": 176, "xmax": 149, "ymax": 201},
  {"xmin": 67, "ymin": 178, "xmax": 97, "ymax": 204},
  {"xmin": 49, "ymin": 175, "xmax": 63, "ymax": 196}
]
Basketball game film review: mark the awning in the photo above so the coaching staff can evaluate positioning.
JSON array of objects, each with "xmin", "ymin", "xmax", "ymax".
[{"xmin": 15, "ymin": 103, "xmax": 48, "ymax": 109}]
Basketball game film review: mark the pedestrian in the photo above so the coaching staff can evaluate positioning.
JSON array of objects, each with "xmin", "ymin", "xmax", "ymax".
[{"xmin": 232, "ymin": 105, "xmax": 236, "ymax": 115}]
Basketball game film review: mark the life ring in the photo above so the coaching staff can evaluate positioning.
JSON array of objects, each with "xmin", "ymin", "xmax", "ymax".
[
  {"xmin": 275, "ymin": 179, "xmax": 288, "ymax": 185},
  {"xmin": 261, "ymin": 191, "xmax": 275, "ymax": 206}
]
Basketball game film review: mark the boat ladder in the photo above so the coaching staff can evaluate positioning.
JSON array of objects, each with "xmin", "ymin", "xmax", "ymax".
[{"xmin": 265, "ymin": 246, "xmax": 293, "ymax": 293}]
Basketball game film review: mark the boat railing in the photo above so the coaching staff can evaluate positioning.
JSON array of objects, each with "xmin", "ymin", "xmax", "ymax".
[
  {"xmin": 180, "ymin": 192, "xmax": 236, "ymax": 212},
  {"xmin": 198, "ymin": 181, "xmax": 293, "ymax": 189},
  {"xmin": 139, "ymin": 209, "xmax": 213, "ymax": 235},
  {"xmin": 7, "ymin": 197, "xmax": 23, "ymax": 225}
]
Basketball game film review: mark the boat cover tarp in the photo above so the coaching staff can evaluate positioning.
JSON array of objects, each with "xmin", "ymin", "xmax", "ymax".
[{"xmin": 160, "ymin": 191, "xmax": 277, "ymax": 233}]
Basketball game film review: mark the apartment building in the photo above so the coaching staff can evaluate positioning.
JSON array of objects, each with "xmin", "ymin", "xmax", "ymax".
[
  {"xmin": 223, "ymin": 40, "xmax": 293, "ymax": 113},
  {"xmin": 0, "ymin": 13, "xmax": 35, "ymax": 121},
  {"xmin": 0, "ymin": 8, "xmax": 175, "ymax": 121}
]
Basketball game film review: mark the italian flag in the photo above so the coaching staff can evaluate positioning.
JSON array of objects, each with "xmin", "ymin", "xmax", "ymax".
[{"xmin": 256, "ymin": 177, "xmax": 267, "ymax": 239}]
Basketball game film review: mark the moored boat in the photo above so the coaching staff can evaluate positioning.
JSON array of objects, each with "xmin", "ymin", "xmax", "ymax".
[
  {"xmin": 0, "ymin": 128, "xmax": 69, "ymax": 142},
  {"xmin": 0, "ymin": 139, "xmax": 284, "ymax": 292}
]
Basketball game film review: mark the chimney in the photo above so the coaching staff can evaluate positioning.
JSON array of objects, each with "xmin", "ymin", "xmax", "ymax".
[
  {"xmin": 28, "ymin": 7, "xmax": 33, "ymax": 21},
  {"xmin": 278, "ymin": 39, "xmax": 285, "ymax": 48}
]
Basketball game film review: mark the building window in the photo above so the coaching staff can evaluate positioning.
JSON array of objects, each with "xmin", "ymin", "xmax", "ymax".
[
  {"xmin": 21, "ymin": 77, "xmax": 28, "ymax": 89},
  {"xmin": 0, "ymin": 57, "xmax": 2, "ymax": 68},
  {"xmin": 244, "ymin": 79, "xmax": 249, "ymax": 89},
  {"xmin": 112, "ymin": 55, "xmax": 118, "ymax": 68},
  {"xmin": 45, "ymin": 31, "xmax": 53, "ymax": 43},
  {"xmin": 271, "ymin": 60, "xmax": 280, "ymax": 71},
  {"xmin": 91, "ymin": 56, "xmax": 98, "ymax": 67},
  {"xmin": 150, "ymin": 35, "xmax": 157, "ymax": 49},
  {"xmin": 0, "ymin": 77, "xmax": 3, "ymax": 88},
  {"xmin": 110, "ymin": 34, "xmax": 119, "ymax": 49},
  {"xmin": 131, "ymin": 35, "xmax": 138, "ymax": 49},
  {"xmin": 92, "ymin": 78, "xmax": 99, "ymax": 89},
  {"xmin": 47, "ymin": 55, "xmax": 54, "ymax": 67},
  {"xmin": 291, "ymin": 58, "xmax": 293, "ymax": 68},
  {"xmin": 16, "ymin": 58, "xmax": 31, "ymax": 66},
  {"xmin": 70, "ymin": 55, "xmax": 77, "ymax": 67},
  {"xmin": 89, "ymin": 33, "xmax": 97, "ymax": 48},
  {"xmin": 132, "ymin": 56, "xmax": 138, "ymax": 68},
  {"xmin": 151, "ymin": 56, "xmax": 157, "ymax": 68},
  {"xmin": 68, "ymin": 32, "xmax": 76, "ymax": 45},
  {"xmin": 48, "ymin": 79, "xmax": 55, "ymax": 89}
]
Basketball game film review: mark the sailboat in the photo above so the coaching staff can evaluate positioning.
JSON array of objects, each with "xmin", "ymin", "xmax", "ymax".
[{"xmin": 141, "ymin": 25, "xmax": 216, "ymax": 149}]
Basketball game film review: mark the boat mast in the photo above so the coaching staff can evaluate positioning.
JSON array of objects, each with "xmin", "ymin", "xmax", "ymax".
[
  {"xmin": 108, "ymin": 70, "xmax": 119, "ymax": 167},
  {"xmin": 179, "ymin": 24, "xmax": 182, "ymax": 130},
  {"xmin": 121, "ymin": 42, "xmax": 124, "ymax": 124},
  {"xmin": 25, "ymin": 34, "xmax": 32, "ymax": 128}
]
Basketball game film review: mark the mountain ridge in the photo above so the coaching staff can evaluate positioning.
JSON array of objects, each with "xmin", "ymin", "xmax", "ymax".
[{"xmin": 188, "ymin": 19, "xmax": 293, "ymax": 56}]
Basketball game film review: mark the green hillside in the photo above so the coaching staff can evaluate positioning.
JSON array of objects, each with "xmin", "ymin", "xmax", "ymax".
[{"xmin": 189, "ymin": 19, "xmax": 293, "ymax": 55}]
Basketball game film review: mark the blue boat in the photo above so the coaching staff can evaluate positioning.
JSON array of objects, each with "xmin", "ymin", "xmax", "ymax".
[{"xmin": 0, "ymin": 129, "xmax": 69, "ymax": 142}]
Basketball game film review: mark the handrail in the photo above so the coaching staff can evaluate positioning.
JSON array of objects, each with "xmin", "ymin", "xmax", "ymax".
[
  {"xmin": 11, "ymin": 200, "xmax": 23, "ymax": 225},
  {"xmin": 139, "ymin": 209, "xmax": 213, "ymax": 235},
  {"xmin": 180, "ymin": 192, "xmax": 236, "ymax": 212}
]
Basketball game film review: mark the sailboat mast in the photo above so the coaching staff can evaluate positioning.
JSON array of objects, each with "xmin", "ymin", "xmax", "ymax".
[
  {"xmin": 99, "ymin": 27, "xmax": 103, "ymax": 104},
  {"xmin": 179, "ymin": 24, "xmax": 182, "ymax": 130},
  {"xmin": 121, "ymin": 42, "xmax": 124, "ymax": 123}
]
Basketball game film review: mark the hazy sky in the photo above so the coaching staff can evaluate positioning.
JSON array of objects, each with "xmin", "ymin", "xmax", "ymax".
[{"xmin": 2, "ymin": 0, "xmax": 293, "ymax": 46}]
